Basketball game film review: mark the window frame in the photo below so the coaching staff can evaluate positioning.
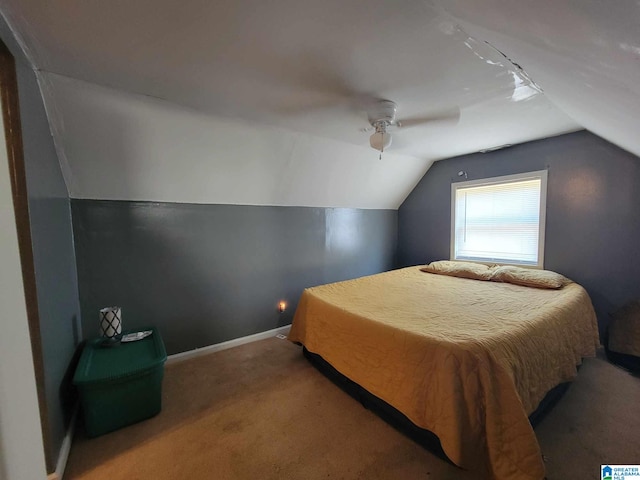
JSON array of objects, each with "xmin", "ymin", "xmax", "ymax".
[{"xmin": 450, "ymin": 170, "xmax": 548, "ymax": 268}]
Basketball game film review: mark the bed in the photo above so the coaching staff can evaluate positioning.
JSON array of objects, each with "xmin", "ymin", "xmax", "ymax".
[{"xmin": 288, "ymin": 263, "xmax": 600, "ymax": 480}]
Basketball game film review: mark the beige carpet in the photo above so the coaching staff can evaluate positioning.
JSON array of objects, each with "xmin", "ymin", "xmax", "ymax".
[{"xmin": 64, "ymin": 338, "xmax": 640, "ymax": 480}]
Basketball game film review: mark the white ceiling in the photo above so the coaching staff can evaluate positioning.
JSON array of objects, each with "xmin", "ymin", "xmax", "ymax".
[
  {"xmin": 2, "ymin": 0, "xmax": 637, "ymax": 208},
  {"xmin": 438, "ymin": 0, "xmax": 640, "ymax": 161}
]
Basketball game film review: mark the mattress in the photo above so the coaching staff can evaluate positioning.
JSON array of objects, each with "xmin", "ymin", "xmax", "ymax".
[{"xmin": 288, "ymin": 266, "xmax": 599, "ymax": 480}]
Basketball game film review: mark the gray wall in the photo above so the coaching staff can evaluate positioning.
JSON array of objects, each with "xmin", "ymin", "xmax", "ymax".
[
  {"xmin": 0, "ymin": 18, "xmax": 82, "ymax": 471},
  {"xmin": 72, "ymin": 200, "xmax": 397, "ymax": 355},
  {"xmin": 398, "ymin": 130, "xmax": 640, "ymax": 336}
]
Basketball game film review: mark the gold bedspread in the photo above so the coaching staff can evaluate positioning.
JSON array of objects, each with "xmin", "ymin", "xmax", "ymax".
[{"xmin": 288, "ymin": 266, "xmax": 599, "ymax": 480}]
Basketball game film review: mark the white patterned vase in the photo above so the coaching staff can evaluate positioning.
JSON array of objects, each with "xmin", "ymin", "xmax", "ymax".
[{"xmin": 99, "ymin": 307, "xmax": 122, "ymax": 339}]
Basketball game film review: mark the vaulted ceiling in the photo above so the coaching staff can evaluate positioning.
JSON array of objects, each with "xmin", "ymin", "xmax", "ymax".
[{"xmin": 1, "ymin": 0, "xmax": 637, "ymax": 208}]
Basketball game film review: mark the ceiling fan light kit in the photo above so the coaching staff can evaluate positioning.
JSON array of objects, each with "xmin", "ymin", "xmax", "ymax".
[
  {"xmin": 369, "ymin": 129, "xmax": 392, "ymax": 152},
  {"xmin": 367, "ymin": 99, "xmax": 397, "ymax": 153}
]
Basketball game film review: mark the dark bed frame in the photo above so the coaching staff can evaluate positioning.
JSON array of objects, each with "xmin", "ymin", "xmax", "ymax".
[{"xmin": 303, "ymin": 347, "xmax": 572, "ymax": 466}]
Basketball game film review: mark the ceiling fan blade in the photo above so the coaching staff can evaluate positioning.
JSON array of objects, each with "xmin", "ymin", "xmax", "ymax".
[
  {"xmin": 275, "ymin": 97, "xmax": 351, "ymax": 116},
  {"xmin": 266, "ymin": 53, "xmax": 384, "ymax": 117},
  {"xmin": 395, "ymin": 106, "xmax": 460, "ymax": 129},
  {"xmin": 276, "ymin": 91, "xmax": 381, "ymax": 118}
]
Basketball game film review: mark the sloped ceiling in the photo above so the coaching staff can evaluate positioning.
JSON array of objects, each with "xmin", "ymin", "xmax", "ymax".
[
  {"xmin": 2, "ymin": 0, "xmax": 636, "ymax": 208},
  {"xmin": 439, "ymin": 0, "xmax": 640, "ymax": 161}
]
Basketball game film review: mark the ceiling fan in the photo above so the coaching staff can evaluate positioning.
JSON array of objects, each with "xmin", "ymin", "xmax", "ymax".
[{"xmin": 363, "ymin": 99, "xmax": 460, "ymax": 156}]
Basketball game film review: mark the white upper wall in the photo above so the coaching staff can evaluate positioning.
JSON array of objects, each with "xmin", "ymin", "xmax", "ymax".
[
  {"xmin": 4, "ymin": 0, "xmax": 637, "ymax": 208},
  {"xmin": 41, "ymin": 73, "xmax": 430, "ymax": 208}
]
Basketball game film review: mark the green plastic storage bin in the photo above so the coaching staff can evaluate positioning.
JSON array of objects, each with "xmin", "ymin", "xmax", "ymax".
[{"xmin": 73, "ymin": 327, "xmax": 167, "ymax": 437}]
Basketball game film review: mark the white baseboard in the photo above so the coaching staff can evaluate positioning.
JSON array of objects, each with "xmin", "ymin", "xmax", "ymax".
[
  {"xmin": 166, "ymin": 325, "xmax": 291, "ymax": 365},
  {"xmin": 45, "ymin": 326, "xmax": 291, "ymax": 478},
  {"xmin": 47, "ymin": 405, "xmax": 78, "ymax": 480}
]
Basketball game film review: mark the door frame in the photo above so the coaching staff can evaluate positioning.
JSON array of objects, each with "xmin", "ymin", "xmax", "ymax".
[{"xmin": 0, "ymin": 38, "xmax": 52, "ymax": 472}]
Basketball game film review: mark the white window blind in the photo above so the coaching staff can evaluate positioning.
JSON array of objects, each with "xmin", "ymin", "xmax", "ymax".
[{"xmin": 451, "ymin": 171, "xmax": 547, "ymax": 267}]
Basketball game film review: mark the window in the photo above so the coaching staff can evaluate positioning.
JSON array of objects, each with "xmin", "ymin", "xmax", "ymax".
[{"xmin": 451, "ymin": 170, "xmax": 547, "ymax": 268}]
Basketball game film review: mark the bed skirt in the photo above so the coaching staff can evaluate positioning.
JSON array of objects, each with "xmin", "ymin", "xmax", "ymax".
[{"xmin": 303, "ymin": 347, "xmax": 572, "ymax": 468}]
